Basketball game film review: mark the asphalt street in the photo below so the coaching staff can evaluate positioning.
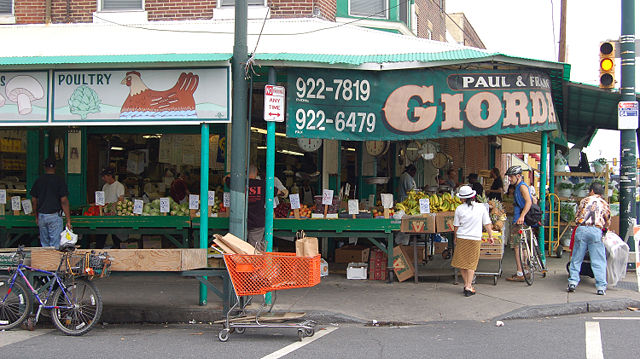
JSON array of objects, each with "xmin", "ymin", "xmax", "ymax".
[{"xmin": 1, "ymin": 312, "xmax": 639, "ymax": 358}]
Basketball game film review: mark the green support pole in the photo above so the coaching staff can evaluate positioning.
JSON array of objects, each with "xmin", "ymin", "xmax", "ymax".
[
  {"xmin": 265, "ymin": 68, "xmax": 277, "ymax": 305},
  {"xmin": 229, "ymin": 0, "xmax": 249, "ymax": 240},
  {"xmin": 199, "ymin": 123, "xmax": 210, "ymax": 305},
  {"xmin": 538, "ymin": 132, "xmax": 548, "ymax": 264},
  {"xmin": 620, "ymin": 0, "xmax": 637, "ymax": 254},
  {"xmin": 549, "ymin": 143, "xmax": 556, "ymax": 254}
]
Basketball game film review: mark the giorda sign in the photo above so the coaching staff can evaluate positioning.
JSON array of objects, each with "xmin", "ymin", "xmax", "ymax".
[{"xmin": 287, "ymin": 68, "xmax": 558, "ymax": 141}]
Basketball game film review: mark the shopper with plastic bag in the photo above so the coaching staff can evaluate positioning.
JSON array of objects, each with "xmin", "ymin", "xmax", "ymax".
[{"xmin": 603, "ymin": 231, "xmax": 629, "ymax": 287}]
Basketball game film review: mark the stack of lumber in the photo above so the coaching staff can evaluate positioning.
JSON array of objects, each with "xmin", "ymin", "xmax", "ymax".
[{"xmin": 213, "ymin": 233, "xmax": 260, "ymax": 255}]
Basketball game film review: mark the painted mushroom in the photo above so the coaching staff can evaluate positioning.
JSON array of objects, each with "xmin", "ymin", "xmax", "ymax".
[{"xmin": 6, "ymin": 76, "xmax": 44, "ymax": 115}]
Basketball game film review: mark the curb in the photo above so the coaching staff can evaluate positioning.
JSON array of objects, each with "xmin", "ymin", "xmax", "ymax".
[{"xmin": 494, "ymin": 298, "xmax": 640, "ymax": 321}]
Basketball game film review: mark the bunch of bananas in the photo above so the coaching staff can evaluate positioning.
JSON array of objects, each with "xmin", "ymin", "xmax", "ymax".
[{"xmin": 395, "ymin": 190, "xmax": 462, "ymax": 215}]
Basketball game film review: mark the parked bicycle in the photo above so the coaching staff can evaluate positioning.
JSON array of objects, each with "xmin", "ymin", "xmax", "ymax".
[
  {"xmin": 0, "ymin": 245, "xmax": 111, "ymax": 336},
  {"xmin": 518, "ymin": 225, "xmax": 547, "ymax": 285}
]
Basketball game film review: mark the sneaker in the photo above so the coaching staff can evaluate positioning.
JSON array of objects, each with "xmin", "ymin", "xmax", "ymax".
[
  {"xmin": 597, "ymin": 289, "xmax": 606, "ymax": 296},
  {"xmin": 506, "ymin": 274, "xmax": 525, "ymax": 282},
  {"xmin": 567, "ymin": 284, "xmax": 576, "ymax": 292}
]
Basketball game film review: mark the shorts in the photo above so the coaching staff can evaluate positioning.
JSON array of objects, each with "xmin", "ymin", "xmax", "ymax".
[{"xmin": 508, "ymin": 222, "xmax": 522, "ymax": 249}]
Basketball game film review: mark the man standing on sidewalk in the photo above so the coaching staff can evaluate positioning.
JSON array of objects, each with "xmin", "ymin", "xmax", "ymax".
[
  {"xmin": 30, "ymin": 158, "xmax": 72, "ymax": 249},
  {"xmin": 568, "ymin": 182, "xmax": 610, "ymax": 295}
]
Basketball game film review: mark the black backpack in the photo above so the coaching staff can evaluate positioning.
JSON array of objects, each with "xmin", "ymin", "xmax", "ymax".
[{"xmin": 524, "ymin": 203, "xmax": 542, "ymax": 227}]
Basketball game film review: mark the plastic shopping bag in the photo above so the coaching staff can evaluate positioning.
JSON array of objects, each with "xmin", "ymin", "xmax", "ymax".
[
  {"xmin": 60, "ymin": 227, "xmax": 78, "ymax": 247},
  {"xmin": 603, "ymin": 231, "xmax": 629, "ymax": 286}
]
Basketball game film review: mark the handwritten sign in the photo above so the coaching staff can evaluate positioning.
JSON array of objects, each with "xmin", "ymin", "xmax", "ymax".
[
  {"xmin": 322, "ymin": 189, "xmax": 334, "ymax": 205},
  {"xmin": 133, "ymin": 199, "xmax": 144, "ymax": 215},
  {"xmin": 348, "ymin": 199, "xmax": 359, "ymax": 215},
  {"xmin": 419, "ymin": 198, "xmax": 430, "ymax": 214},
  {"xmin": 0, "ymin": 189, "xmax": 6, "ymax": 204},
  {"xmin": 159, "ymin": 198, "xmax": 170, "ymax": 213},
  {"xmin": 289, "ymin": 193, "xmax": 301, "ymax": 209},
  {"xmin": 223, "ymin": 192, "xmax": 230, "ymax": 207},
  {"xmin": 95, "ymin": 191, "xmax": 105, "ymax": 206},
  {"xmin": 380, "ymin": 193, "xmax": 394, "ymax": 209},
  {"xmin": 189, "ymin": 194, "xmax": 199, "ymax": 210},
  {"xmin": 21, "ymin": 199, "xmax": 32, "ymax": 214},
  {"xmin": 208, "ymin": 191, "xmax": 216, "ymax": 206},
  {"xmin": 11, "ymin": 196, "xmax": 21, "ymax": 211}
]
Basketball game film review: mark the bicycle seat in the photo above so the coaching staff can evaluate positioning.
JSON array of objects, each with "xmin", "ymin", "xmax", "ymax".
[{"xmin": 58, "ymin": 243, "xmax": 77, "ymax": 253}]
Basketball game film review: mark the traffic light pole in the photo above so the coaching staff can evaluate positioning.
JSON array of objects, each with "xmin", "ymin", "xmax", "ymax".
[{"xmin": 620, "ymin": 0, "xmax": 636, "ymax": 250}]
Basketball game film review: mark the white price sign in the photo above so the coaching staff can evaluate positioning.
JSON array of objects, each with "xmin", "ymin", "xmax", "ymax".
[
  {"xmin": 189, "ymin": 194, "xmax": 199, "ymax": 210},
  {"xmin": 133, "ymin": 199, "xmax": 144, "ymax": 215},
  {"xmin": 419, "ymin": 198, "xmax": 430, "ymax": 214},
  {"xmin": 322, "ymin": 189, "xmax": 334, "ymax": 205},
  {"xmin": 159, "ymin": 198, "xmax": 170, "ymax": 213},
  {"xmin": 348, "ymin": 199, "xmax": 359, "ymax": 215},
  {"xmin": 380, "ymin": 193, "xmax": 394, "ymax": 209},
  {"xmin": 289, "ymin": 193, "xmax": 301, "ymax": 209},
  {"xmin": 208, "ymin": 191, "xmax": 216, "ymax": 206},
  {"xmin": 95, "ymin": 191, "xmax": 105, "ymax": 206},
  {"xmin": 21, "ymin": 199, "xmax": 32, "ymax": 214},
  {"xmin": 11, "ymin": 196, "xmax": 21, "ymax": 211},
  {"xmin": 223, "ymin": 192, "xmax": 230, "ymax": 208},
  {"xmin": 264, "ymin": 85, "xmax": 286, "ymax": 122},
  {"xmin": 0, "ymin": 189, "xmax": 6, "ymax": 204},
  {"xmin": 618, "ymin": 101, "xmax": 639, "ymax": 130}
]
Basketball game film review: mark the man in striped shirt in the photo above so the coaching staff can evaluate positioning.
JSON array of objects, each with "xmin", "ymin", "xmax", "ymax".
[{"xmin": 568, "ymin": 182, "xmax": 611, "ymax": 295}]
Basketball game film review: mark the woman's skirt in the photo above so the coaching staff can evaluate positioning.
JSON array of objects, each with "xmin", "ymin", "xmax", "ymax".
[{"xmin": 451, "ymin": 238, "xmax": 481, "ymax": 270}]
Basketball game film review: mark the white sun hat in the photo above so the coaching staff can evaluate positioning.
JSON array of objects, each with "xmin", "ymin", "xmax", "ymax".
[{"xmin": 457, "ymin": 185, "xmax": 476, "ymax": 199}]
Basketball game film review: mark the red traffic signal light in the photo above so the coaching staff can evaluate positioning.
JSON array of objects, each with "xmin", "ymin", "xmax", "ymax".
[{"xmin": 599, "ymin": 41, "xmax": 615, "ymax": 89}]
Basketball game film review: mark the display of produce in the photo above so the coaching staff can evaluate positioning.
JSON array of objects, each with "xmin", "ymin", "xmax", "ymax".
[
  {"xmin": 395, "ymin": 190, "xmax": 461, "ymax": 215},
  {"xmin": 275, "ymin": 201, "xmax": 291, "ymax": 218},
  {"xmin": 487, "ymin": 199, "xmax": 507, "ymax": 231},
  {"xmin": 288, "ymin": 204, "xmax": 312, "ymax": 218}
]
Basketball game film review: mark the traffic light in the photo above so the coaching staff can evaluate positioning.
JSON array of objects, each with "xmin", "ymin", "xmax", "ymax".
[{"xmin": 599, "ymin": 41, "xmax": 615, "ymax": 89}]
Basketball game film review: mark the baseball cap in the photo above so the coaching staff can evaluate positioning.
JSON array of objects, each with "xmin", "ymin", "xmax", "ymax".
[
  {"xmin": 101, "ymin": 167, "xmax": 115, "ymax": 176},
  {"xmin": 44, "ymin": 158, "xmax": 56, "ymax": 168}
]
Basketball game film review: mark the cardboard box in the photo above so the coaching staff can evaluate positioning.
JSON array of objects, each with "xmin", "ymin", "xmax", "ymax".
[
  {"xmin": 400, "ymin": 214, "xmax": 436, "ymax": 233},
  {"xmin": 433, "ymin": 242, "xmax": 449, "ymax": 255},
  {"xmin": 399, "ymin": 245, "xmax": 425, "ymax": 263},
  {"xmin": 346, "ymin": 262, "xmax": 368, "ymax": 280},
  {"xmin": 435, "ymin": 211, "xmax": 456, "ymax": 232},
  {"xmin": 368, "ymin": 248, "xmax": 387, "ymax": 281},
  {"xmin": 143, "ymin": 236, "xmax": 162, "ymax": 249},
  {"xmin": 392, "ymin": 245, "xmax": 415, "ymax": 282},
  {"xmin": 207, "ymin": 257, "xmax": 224, "ymax": 268},
  {"xmin": 120, "ymin": 242, "xmax": 139, "ymax": 249},
  {"xmin": 335, "ymin": 245, "xmax": 370, "ymax": 263}
]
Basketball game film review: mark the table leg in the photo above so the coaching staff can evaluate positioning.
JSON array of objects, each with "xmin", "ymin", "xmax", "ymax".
[
  {"xmin": 386, "ymin": 233, "xmax": 394, "ymax": 283},
  {"xmin": 413, "ymin": 235, "xmax": 418, "ymax": 284}
]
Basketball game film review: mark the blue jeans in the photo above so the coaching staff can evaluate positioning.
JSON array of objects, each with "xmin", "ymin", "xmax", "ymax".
[
  {"xmin": 568, "ymin": 226, "xmax": 607, "ymax": 290},
  {"xmin": 38, "ymin": 213, "xmax": 63, "ymax": 249}
]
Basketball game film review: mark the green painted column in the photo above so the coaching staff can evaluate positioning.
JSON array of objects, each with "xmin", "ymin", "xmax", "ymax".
[
  {"xmin": 549, "ymin": 143, "xmax": 556, "ymax": 254},
  {"xmin": 199, "ymin": 123, "xmax": 210, "ymax": 305},
  {"xmin": 26, "ymin": 130, "xmax": 40, "ymax": 197},
  {"xmin": 265, "ymin": 68, "xmax": 277, "ymax": 253},
  {"xmin": 538, "ymin": 132, "xmax": 548, "ymax": 264}
]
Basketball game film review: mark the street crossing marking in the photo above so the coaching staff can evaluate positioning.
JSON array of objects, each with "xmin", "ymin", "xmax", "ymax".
[
  {"xmin": 0, "ymin": 329, "xmax": 53, "ymax": 348},
  {"xmin": 261, "ymin": 326, "xmax": 338, "ymax": 359},
  {"xmin": 585, "ymin": 322, "xmax": 604, "ymax": 359}
]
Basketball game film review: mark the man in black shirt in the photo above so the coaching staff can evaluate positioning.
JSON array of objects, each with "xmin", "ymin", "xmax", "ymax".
[
  {"xmin": 247, "ymin": 165, "xmax": 266, "ymax": 251},
  {"xmin": 467, "ymin": 173, "xmax": 484, "ymax": 198},
  {"xmin": 30, "ymin": 158, "xmax": 71, "ymax": 249}
]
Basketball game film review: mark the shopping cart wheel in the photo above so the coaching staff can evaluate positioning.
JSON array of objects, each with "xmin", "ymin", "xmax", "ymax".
[
  {"xmin": 304, "ymin": 328, "xmax": 315, "ymax": 337},
  {"xmin": 442, "ymin": 249, "xmax": 451, "ymax": 260},
  {"xmin": 493, "ymin": 276, "xmax": 498, "ymax": 285},
  {"xmin": 297, "ymin": 329, "xmax": 305, "ymax": 341},
  {"xmin": 556, "ymin": 246, "xmax": 563, "ymax": 258},
  {"xmin": 218, "ymin": 329, "xmax": 230, "ymax": 342},
  {"xmin": 235, "ymin": 327, "xmax": 245, "ymax": 334}
]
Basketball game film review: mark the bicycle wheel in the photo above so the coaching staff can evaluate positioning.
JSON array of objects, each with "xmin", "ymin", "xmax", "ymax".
[
  {"xmin": 0, "ymin": 275, "xmax": 31, "ymax": 330},
  {"xmin": 531, "ymin": 235, "xmax": 547, "ymax": 275},
  {"xmin": 519, "ymin": 243, "xmax": 534, "ymax": 286},
  {"xmin": 51, "ymin": 278, "xmax": 103, "ymax": 336}
]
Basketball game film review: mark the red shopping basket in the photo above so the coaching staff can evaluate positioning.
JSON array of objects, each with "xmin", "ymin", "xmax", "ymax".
[{"xmin": 223, "ymin": 252, "xmax": 321, "ymax": 296}]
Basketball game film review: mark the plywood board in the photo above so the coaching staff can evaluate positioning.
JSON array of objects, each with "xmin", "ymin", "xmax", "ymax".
[{"xmin": 30, "ymin": 248, "xmax": 207, "ymax": 272}]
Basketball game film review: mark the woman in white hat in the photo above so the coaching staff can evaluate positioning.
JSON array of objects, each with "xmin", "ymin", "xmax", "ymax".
[{"xmin": 451, "ymin": 185, "xmax": 495, "ymax": 296}]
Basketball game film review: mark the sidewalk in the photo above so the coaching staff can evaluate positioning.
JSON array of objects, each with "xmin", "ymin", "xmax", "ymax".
[{"xmin": 95, "ymin": 249, "xmax": 640, "ymax": 325}]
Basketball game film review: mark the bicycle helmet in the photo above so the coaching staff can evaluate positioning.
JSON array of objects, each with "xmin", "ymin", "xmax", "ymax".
[{"xmin": 505, "ymin": 166, "xmax": 522, "ymax": 176}]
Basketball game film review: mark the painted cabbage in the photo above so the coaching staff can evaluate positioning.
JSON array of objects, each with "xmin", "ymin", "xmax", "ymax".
[{"xmin": 69, "ymin": 85, "xmax": 101, "ymax": 120}]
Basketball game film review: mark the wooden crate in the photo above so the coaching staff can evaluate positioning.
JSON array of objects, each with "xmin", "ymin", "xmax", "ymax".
[
  {"xmin": 30, "ymin": 248, "xmax": 207, "ymax": 272},
  {"xmin": 479, "ymin": 244, "xmax": 503, "ymax": 260}
]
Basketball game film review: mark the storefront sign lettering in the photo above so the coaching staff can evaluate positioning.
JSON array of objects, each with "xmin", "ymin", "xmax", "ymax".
[
  {"xmin": 287, "ymin": 69, "xmax": 558, "ymax": 141},
  {"xmin": 57, "ymin": 73, "xmax": 112, "ymax": 86}
]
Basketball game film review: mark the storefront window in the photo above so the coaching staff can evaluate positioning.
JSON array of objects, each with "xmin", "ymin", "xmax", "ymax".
[
  {"xmin": 350, "ymin": 0, "xmax": 387, "ymax": 19},
  {"xmin": 0, "ymin": 0, "xmax": 12, "ymax": 15},
  {"xmin": 101, "ymin": 0, "xmax": 143, "ymax": 11},
  {"xmin": 0, "ymin": 129, "xmax": 27, "ymax": 198}
]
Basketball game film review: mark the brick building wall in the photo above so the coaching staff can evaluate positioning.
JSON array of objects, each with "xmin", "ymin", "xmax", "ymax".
[
  {"xmin": 437, "ymin": 136, "xmax": 490, "ymax": 182},
  {"xmin": 147, "ymin": 0, "xmax": 216, "ymax": 21},
  {"xmin": 414, "ymin": 0, "xmax": 446, "ymax": 41}
]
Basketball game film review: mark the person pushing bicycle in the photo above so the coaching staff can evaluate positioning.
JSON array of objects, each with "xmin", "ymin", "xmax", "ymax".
[{"xmin": 505, "ymin": 166, "xmax": 534, "ymax": 282}]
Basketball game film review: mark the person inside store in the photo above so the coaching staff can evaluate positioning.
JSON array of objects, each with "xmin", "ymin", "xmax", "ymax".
[
  {"xmin": 568, "ymin": 182, "xmax": 611, "ymax": 295},
  {"xmin": 170, "ymin": 171, "xmax": 190, "ymax": 204},
  {"xmin": 444, "ymin": 168, "xmax": 458, "ymax": 189},
  {"xmin": 486, "ymin": 167, "xmax": 504, "ymax": 201},
  {"xmin": 274, "ymin": 176, "xmax": 289, "ymax": 198},
  {"xmin": 466, "ymin": 173, "xmax": 484, "ymax": 197},
  {"xmin": 301, "ymin": 179, "xmax": 314, "ymax": 206},
  {"xmin": 96, "ymin": 167, "xmax": 125, "ymax": 249},
  {"xmin": 30, "ymin": 158, "xmax": 72, "ymax": 249},
  {"xmin": 504, "ymin": 165, "xmax": 533, "ymax": 282},
  {"xmin": 451, "ymin": 185, "xmax": 494, "ymax": 297},
  {"xmin": 398, "ymin": 164, "xmax": 417, "ymax": 201}
]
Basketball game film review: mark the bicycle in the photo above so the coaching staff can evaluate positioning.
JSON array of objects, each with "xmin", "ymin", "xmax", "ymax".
[
  {"xmin": 518, "ymin": 225, "xmax": 547, "ymax": 285},
  {"xmin": 0, "ymin": 245, "xmax": 111, "ymax": 336}
]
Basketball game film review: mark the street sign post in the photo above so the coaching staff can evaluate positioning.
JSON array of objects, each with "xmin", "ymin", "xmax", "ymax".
[{"xmin": 264, "ymin": 85, "xmax": 285, "ymax": 122}]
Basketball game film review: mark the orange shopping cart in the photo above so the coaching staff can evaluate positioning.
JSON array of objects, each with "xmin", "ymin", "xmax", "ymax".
[{"xmin": 218, "ymin": 252, "xmax": 321, "ymax": 342}]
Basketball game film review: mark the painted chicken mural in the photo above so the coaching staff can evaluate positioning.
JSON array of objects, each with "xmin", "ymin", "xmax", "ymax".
[{"xmin": 120, "ymin": 71, "xmax": 199, "ymax": 119}]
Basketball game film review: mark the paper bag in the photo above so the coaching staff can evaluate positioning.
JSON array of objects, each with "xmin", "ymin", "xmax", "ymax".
[{"xmin": 295, "ymin": 231, "xmax": 319, "ymax": 257}]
